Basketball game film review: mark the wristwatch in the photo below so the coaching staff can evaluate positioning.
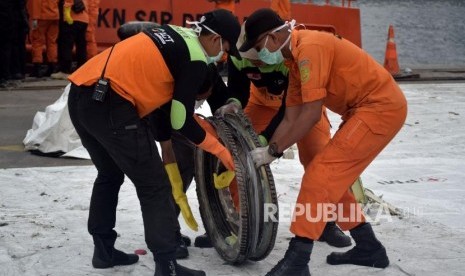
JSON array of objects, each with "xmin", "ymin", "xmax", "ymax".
[{"xmin": 268, "ymin": 143, "xmax": 283, "ymax": 158}]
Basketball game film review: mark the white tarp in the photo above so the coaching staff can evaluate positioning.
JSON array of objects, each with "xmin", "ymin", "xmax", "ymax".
[
  {"xmin": 21, "ymin": 85, "xmax": 213, "ymax": 160},
  {"xmin": 22, "ymin": 84, "xmax": 90, "ymax": 159}
]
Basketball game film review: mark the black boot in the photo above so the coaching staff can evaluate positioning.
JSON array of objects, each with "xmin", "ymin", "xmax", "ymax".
[
  {"xmin": 181, "ymin": 234, "xmax": 191, "ymax": 247},
  {"xmin": 194, "ymin": 233, "xmax": 213, "ymax": 248},
  {"xmin": 154, "ymin": 259, "xmax": 206, "ymax": 276},
  {"xmin": 326, "ymin": 223, "xmax": 389, "ymax": 268},
  {"xmin": 45, "ymin": 63, "xmax": 57, "ymax": 77},
  {"xmin": 176, "ymin": 238, "xmax": 189, "ymax": 259},
  {"xmin": 318, "ymin": 221, "xmax": 352, "ymax": 248},
  {"xmin": 30, "ymin": 63, "xmax": 43, "ymax": 78},
  {"xmin": 92, "ymin": 235, "xmax": 139, "ymax": 269},
  {"xmin": 265, "ymin": 237, "xmax": 312, "ymax": 276}
]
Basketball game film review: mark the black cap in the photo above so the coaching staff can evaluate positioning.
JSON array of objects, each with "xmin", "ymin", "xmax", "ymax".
[
  {"xmin": 239, "ymin": 8, "xmax": 285, "ymax": 52},
  {"xmin": 201, "ymin": 9, "xmax": 242, "ymax": 60}
]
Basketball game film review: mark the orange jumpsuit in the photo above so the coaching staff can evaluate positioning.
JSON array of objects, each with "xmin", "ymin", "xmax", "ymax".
[
  {"xmin": 285, "ymin": 29, "xmax": 407, "ymax": 240},
  {"xmin": 244, "ymin": 85, "xmax": 330, "ymax": 168},
  {"xmin": 270, "ymin": 0, "xmax": 291, "ymax": 21},
  {"xmin": 228, "ymin": 56, "xmax": 330, "ymax": 169},
  {"xmin": 30, "ymin": 0, "xmax": 60, "ymax": 64},
  {"xmin": 86, "ymin": 0, "xmax": 100, "ymax": 58},
  {"xmin": 225, "ymin": 57, "xmax": 331, "ymax": 210}
]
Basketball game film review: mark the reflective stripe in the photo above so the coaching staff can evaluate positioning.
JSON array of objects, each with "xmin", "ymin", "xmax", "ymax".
[
  {"xmin": 171, "ymin": 100, "xmax": 186, "ymax": 130},
  {"xmin": 169, "ymin": 25, "xmax": 207, "ymax": 63}
]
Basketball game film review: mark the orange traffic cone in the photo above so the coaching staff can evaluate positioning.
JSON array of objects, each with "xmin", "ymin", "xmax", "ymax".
[{"xmin": 383, "ymin": 25, "xmax": 400, "ymax": 75}]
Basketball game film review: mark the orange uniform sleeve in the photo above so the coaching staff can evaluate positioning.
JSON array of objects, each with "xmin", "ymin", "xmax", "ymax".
[{"xmin": 286, "ymin": 30, "xmax": 333, "ymax": 107}]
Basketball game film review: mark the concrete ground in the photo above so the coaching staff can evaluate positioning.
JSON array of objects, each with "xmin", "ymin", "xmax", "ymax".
[{"xmin": 0, "ymin": 78, "xmax": 91, "ymax": 169}]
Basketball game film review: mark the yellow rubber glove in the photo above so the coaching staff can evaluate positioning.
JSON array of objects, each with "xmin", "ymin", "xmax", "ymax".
[
  {"xmin": 165, "ymin": 163, "xmax": 198, "ymax": 231},
  {"xmin": 213, "ymin": 170, "xmax": 235, "ymax": 189},
  {"xmin": 64, "ymin": 7, "xmax": 74, "ymax": 25}
]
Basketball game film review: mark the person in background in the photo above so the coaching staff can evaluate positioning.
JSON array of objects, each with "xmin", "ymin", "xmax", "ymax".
[
  {"xmin": 10, "ymin": 0, "xmax": 29, "ymax": 81},
  {"xmin": 270, "ymin": 0, "xmax": 291, "ymax": 21},
  {"xmin": 85, "ymin": 0, "xmax": 99, "ymax": 59},
  {"xmin": 0, "ymin": 0, "xmax": 29, "ymax": 87},
  {"xmin": 241, "ymin": 9, "xmax": 407, "ymax": 275},
  {"xmin": 0, "ymin": 1, "xmax": 16, "ymax": 87},
  {"xmin": 52, "ymin": 0, "xmax": 88, "ymax": 80},
  {"xmin": 30, "ymin": 0, "xmax": 60, "ymax": 78},
  {"xmin": 209, "ymin": 0, "xmax": 238, "ymax": 14},
  {"xmin": 208, "ymin": 0, "xmax": 239, "ymax": 76},
  {"xmin": 67, "ymin": 9, "xmax": 240, "ymax": 275}
]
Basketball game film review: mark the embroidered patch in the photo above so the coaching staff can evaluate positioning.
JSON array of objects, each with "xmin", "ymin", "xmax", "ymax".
[{"xmin": 299, "ymin": 60, "xmax": 310, "ymax": 84}]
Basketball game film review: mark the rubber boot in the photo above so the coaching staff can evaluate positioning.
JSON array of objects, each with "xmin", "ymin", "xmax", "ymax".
[
  {"xmin": 194, "ymin": 233, "xmax": 213, "ymax": 248},
  {"xmin": 265, "ymin": 237, "xmax": 312, "ymax": 276},
  {"xmin": 318, "ymin": 221, "xmax": 352, "ymax": 248},
  {"xmin": 326, "ymin": 223, "xmax": 389, "ymax": 268},
  {"xmin": 92, "ymin": 235, "xmax": 139, "ymax": 269},
  {"xmin": 154, "ymin": 259, "xmax": 206, "ymax": 276}
]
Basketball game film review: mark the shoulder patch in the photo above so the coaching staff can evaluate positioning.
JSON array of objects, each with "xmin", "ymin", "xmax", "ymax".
[{"xmin": 299, "ymin": 59, "xmax": 310, "ymax": 84}]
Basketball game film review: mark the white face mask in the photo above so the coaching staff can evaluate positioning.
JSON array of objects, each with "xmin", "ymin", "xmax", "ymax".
[
  {"xmin": 258, "ymin": 34, "xmax": 289, "ymax": 64},
  {"xmin": 257, "ymin": 20, "xmax": 296, "ymax": 65},
  {"xmin": 186, "ymin": 17, "xmax": 225, "ymax": 64},
  {"xmin": 206, "ymin": 37, "xmax": 224, "ymax": 64}
]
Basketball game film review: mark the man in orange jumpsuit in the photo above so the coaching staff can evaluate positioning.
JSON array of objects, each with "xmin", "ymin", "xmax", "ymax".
[
  {"xmin": 241, "ymin": 9, "xmax": 407, "ymax": 275},
  {"xmin": 29, "ymin": 0, "xmax": 60, "ymax": 77},
  {"xmin": 85, "ymin": 0, "xmax": 100, "ymax": 59},
  {"xmin": 67, "ymin": 9, "xmax": 240, "ymax": 275}
]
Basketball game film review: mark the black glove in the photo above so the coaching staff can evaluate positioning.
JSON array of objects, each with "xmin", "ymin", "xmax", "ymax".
[{"xmin": 72, "ymin": 0, "xmax": 86, "ymax": 13}]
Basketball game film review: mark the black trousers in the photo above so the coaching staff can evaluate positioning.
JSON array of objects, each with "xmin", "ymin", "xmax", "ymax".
[
  {"xmin": 58, "ymin": 21, "xmax": 87, "ymax": 73},
  {"xmin": 0, "ymin": 19, "xmax": 14, "ymax": 80},
  {"xmin": 68, "ymin": 84, "xmax": 179, "ymax": 258},
  {"xmin": 10, "ymin": 30, "xmax": 27, "ymax": 77}
]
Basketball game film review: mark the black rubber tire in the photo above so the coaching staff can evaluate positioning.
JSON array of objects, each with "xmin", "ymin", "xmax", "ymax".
[
  {"xmin": 222, "ymin": 113, "xmax": 279, "ymax": 261},
  {"xmin": 195, "ymin": 112, "xmax": 278, "ymax": 264}
]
